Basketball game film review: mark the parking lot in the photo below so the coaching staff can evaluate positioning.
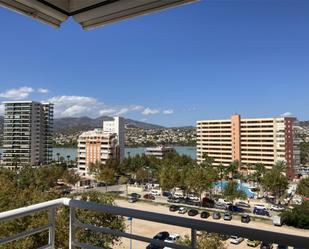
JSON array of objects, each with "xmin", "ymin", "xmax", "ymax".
[{"xmin": 113, "ymin": 199, "xmax": 308, "ymax": 249}]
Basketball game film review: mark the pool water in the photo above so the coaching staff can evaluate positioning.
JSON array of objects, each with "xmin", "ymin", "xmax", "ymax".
[{"xmin": 213, "ymin": 180, "xmax": 256, "ymax": 198}]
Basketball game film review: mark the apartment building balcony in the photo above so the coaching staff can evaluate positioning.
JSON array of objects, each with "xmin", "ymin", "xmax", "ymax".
[{"xmin": 0, "ymin": 197, "xmax": 307, "ymax": 249}]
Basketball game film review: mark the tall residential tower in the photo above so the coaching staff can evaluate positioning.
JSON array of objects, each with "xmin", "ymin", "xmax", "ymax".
[
  {"xmin": 197, "ymin": 114, "xmax": 300, "ymax": 178},
  {"xmin": 2, "ymin": 101, "xmax": 53, "ymax": 167}
]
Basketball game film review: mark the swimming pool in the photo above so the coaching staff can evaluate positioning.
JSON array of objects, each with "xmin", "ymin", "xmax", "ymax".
[{"xmin": 213, "ymin": 180, "xmax": 256, "ymax": 198}]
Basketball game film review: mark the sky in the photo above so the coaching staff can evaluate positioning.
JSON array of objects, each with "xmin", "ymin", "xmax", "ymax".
[{"xmin": 0, "ymin": 0, "xmax": 308, "ymax": 127}]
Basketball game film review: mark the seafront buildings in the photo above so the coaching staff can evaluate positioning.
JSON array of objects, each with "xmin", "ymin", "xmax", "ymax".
[
  {"xmin": 77, "ymin": 117, "xmax": 124, "ymax": 178},
  {"xmin": 197, "ymin": 114, "xmax": 300, "ymax": 178},
  {"xmin": 145, "ymin": 145, "xmax": 176, "ymax": 160},
  {"xmin": 2, "ymin": 101, "xmax": 53, "ymax": 167}
]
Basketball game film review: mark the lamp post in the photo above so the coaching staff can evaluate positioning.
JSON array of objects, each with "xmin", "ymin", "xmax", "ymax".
[{"xmin": 128, "ymin": 217, "xmax": 133, "ymax": 249}]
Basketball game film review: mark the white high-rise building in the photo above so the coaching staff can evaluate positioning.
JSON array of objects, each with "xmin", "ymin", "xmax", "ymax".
[
  {"xmin": 103, "ymin": 117, "xmax": 125, "ymax": 160},
  {"xmin": 2, "ymin": 101, "xmax": 53, "ymax": 167}
]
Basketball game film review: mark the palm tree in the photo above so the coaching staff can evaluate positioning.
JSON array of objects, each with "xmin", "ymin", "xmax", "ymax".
[
  {"xmin": 226, "ymin": 160, "xmax": 239, "ymax": 179},
  {"xmin": 274, "ymin": 160, "xmax": 286, "ymax": 173}
]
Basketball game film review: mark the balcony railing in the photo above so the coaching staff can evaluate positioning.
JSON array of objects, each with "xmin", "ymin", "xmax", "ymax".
[{"xmin": 0, "ymin": 198, "xmax": 308, "ymax": 249}]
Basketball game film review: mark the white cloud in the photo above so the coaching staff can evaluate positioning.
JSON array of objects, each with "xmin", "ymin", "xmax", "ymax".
[
  {"xmin": 142, "ymin": 107, "xmax": 160, "ymax": 115},
  {"xmin": 281, "ymin": 112, "xmax": 292, "ymax": 117},
  {"xmin": 0, "ymin": 87, "xmax": 34, "ymax": 100},
  {"xmin": 0, "ymin": 104, "xmax": 4, "ymax": 115},
  {"xmin": 163, "ymin": 109, "xmax": 174, "ymax": 115},
  {"xmin": 37, "ymin": 88, "xmax": 49, "ymax": 93},
  {"xmin": 48, "ymin": 95, "xmax": 99, "ymax": 118},
  {"xmin": 47, "ymin": 95, "xmax": 147, "ymax": 118},
  {"xmin": 99, "ymin": 108, "xmax": 118, "ymax": 116}
]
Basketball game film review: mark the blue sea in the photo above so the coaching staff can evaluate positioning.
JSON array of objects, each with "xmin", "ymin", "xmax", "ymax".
[{"xmin": 0, "ymin": 146, "xmax": 196, "ymax": 161}]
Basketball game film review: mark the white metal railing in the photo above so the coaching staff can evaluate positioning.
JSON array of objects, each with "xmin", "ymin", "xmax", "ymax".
[{"xmin": 0, "ymin": 198, "xmax": 308, "ymax": 249}]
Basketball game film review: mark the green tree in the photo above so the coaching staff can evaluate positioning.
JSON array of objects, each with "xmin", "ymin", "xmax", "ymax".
[
  {"xmin": 222, "ymin": 180, "xmax": 246, "ymax": 205},
  {"xmin": 201, "ymin": 153, "xmax": 214, "ymax": 168},
  {"xmin": 297, "ymin": 178, "xmax": 309, "ymax": 197},
  {"xmin": 300, "ymin": 141, "xmax": 309, "ymax": 165},
  {"xmin": 62, "ymin": 169, "xmax": 80, "ymax": 186},
  {"xmin": 226, "ymin": 160, "xmax": 239, "ymax": 179},
  {"xmin": 274, "ymin": 160, "xmax": 286, "ymax": 173},
  {"xmin": 251, "ymin": 163, "xmax": 266, "ymax": 184},
  {"xmin": 185, "ymin": 166, "xmax": 216, "ymax": 202},
  {"xmin": 136, "ymin": 168, "xmax": 149, "ymax": 184},
  {"xmin": 261, "ymin": 167, "xmax": 288, "ymax": 203},
  {"xmin": 159, "ymin": 164, "xmax": 181, "ymax": 193},
  {"xmin": 118, "ymin": 175, "xmax": 128, "ymax": 196},
  {"xmin": 179, "ymin": 232, "xmax": 227, "ymax": 249},
  {"xmin": 0, "ymin": 168, "xmax": 125, "ymax": 249},
  {"xmin": 281, "ymin": 201, "xmax": 309, "ymax": 229},
  {"xmin": 90, "ymin": 163, "xmax": 116, "ymax": 191}
]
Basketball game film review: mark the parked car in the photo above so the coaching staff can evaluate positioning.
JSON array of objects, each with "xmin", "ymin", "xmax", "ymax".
[
  {"xmin": 229, "ymin": 236, "xmax": 244, "ymax": 244},
  {"xmin": 214, "ymin": 203, "xmax": 226, "ymax": 210},
  {"xmin": 241, "ymin": 214, "xmax": 251, "ymax": 223},
  {"xmin": 146, "ymin": 231, "xmax": 170, "ymax": 249},
  {"xmin": 128, "ymin": 196, "xmax": 137, "ymax": 203},
  {"xmin": 226, "ymin": 204, "xmax": 244, "ymax": 213},
  {"xmin": 260, "ymin": 242, "xmax": 274, "ymax": 249},
  {"xmin": 224, "ymin": 212, "xmax": 232, "ymax": 221},
  {"xmin": 247, "ymin": 239, "xmax": 261, "ymax": 247},
  {"xmin": 188, "ymin": 209, "xmax": 198, "ymax": 216},
  {"xmin": 270, "ymin": 204, "xmax": 285, "ymax": 211},
  {"xmin": 202, "ymin": 197, "xmax": 215, "ymax": 208},
  {"xmin": 174, "ymin": 192, "xmax": 184, "ymax": 198},
  {"xmin": 212, "ymin": 212, "xmax": 221, "ymax": 220},
  {"xmin": 169, "ymin": 205, "xmax": 179, "ymax": 212},
  {"xmin": 163, "ymin": 234, "xmax": 180, "ymax": 249},
  {"xmin": 150, "ymin": 190, "xmax": 161, "ymax": 196},
  {"xmin": 162, "ymin": 191, "xmax": 172, "ymax": 197},
  {"xmin": 178, "ymin": 207, "xmax": 187, "ymax": 214},
  {"xmin": 167, "ymin": 198, "xmax": 180, "ymax": 203},
  {"xmin": 253, "ymin": 207, "xmax": 270, "ymax": 216},
  {"xmin": 187, "ymin": 194, "xmax": 200, "ymax": 201},
  {"xmin": 200, "ymin": 211, "xmax": 210, "ymax": 219},
  {"xmin": 260, "ymin": 242, "xmax": 273, "ymax": 249},
  {"xmin": 129, "ymin": 193, "xmax": 141, "ymax": 199},
  {"xmin": 144, "ymin": 194, "xmax": 155, "ymax": 200},
  {"xmin": 236, "ymin": 201, "xmax": 251, "ymax": 208}
]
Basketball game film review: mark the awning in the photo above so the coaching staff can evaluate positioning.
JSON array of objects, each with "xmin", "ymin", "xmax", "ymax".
[{"xmin": 0, "ymin": 0, "xmax": 196, "ymax": 30}]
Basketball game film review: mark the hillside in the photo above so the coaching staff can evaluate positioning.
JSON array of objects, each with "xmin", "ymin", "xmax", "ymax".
[{"xmin": 0, "ymin": 115, "xmax": 165, "ymax": 134}]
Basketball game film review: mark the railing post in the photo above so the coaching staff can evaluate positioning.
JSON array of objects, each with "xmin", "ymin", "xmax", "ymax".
[
  {"xmin": 191, "ymin": 229, "xmax": 197, "ymax": 248},
  {"xmin": 48, "ymin": 208, "xmax": 56, "ymax": 249},
  {"xmin": 69, "ymin": 207, "xmax": 76, "ymax": 249}
]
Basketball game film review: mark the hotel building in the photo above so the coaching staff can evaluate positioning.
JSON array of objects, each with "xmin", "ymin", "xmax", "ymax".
[
  {"xmin": 77, "ymin": 117, "xmax": 124, "ymax": 177},
  {"xmin": 145, "ymin": 146, "xmax": 176, "ymax": 160},
  {"xmin": 197, "ymin": 114, "xmax": 300, "ymax": 178},
  {"xmin": 2, "ymin": 101, "xmax": 53, "ymax": 167}
]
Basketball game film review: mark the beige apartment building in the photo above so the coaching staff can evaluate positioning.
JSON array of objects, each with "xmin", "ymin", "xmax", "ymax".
[
  {"xmin": 197, "ymin": 114, "xmax": 300, "ymax": 178},
  {"xmin": 77, "ymin": 117, "xmax": 124, "ymax": 178}
]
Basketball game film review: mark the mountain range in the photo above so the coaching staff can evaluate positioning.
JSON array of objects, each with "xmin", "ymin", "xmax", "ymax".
[
  {"xmin": 0, "ymin": 115, "xmax": 166, "ymax": 134},
  {"xmin": 53, "ymin": 116, "xmax": 165, "ymax": 133}
]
